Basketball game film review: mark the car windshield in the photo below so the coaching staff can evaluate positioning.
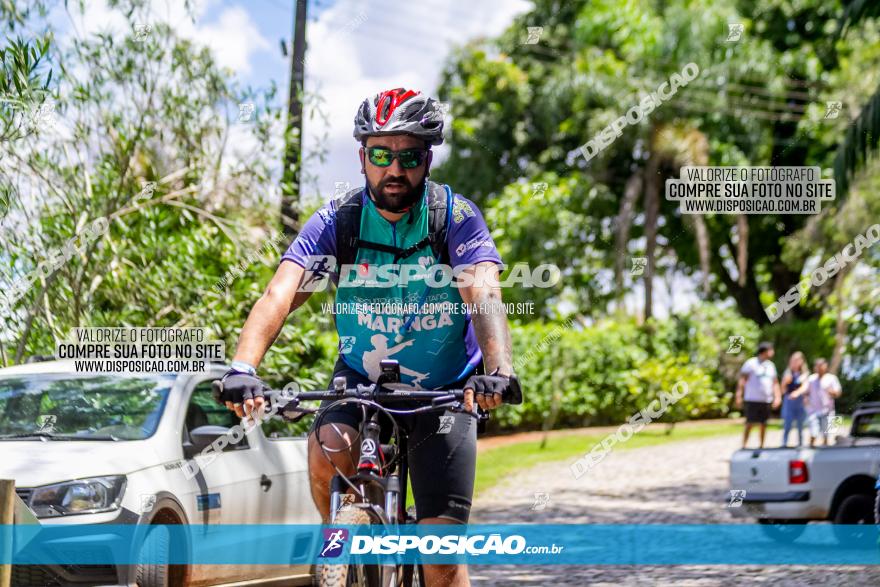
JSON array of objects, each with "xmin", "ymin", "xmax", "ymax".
[
  {"xmin": 852, "ymin": 411, "xmax": 880, "ymax": 438},
  {"xmin": 0, "ymin": 373, "xmax": 175, "ymax": 440}
]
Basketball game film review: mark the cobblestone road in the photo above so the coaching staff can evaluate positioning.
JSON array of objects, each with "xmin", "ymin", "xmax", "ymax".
[{"xmin": 470, "ymin": 428, "xmax": 880, "ymax": 586}]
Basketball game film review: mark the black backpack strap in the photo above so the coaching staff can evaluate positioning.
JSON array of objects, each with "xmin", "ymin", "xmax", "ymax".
[
  {"xmin": 426, "ymin": 181, "xmax": 451, "ymax": 265},
  {"xmin": 334, "ymin": 187, "xmax": 365, "ymax": 267},
  {"xmin": 335, "ymin": 182, "xmax": 451, "ymax": 265}
]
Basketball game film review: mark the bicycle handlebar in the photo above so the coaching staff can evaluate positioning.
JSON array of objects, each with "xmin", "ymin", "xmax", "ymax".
[{"xmin": 267, "ymin": 383, "xmax": 476, "ymax": 423}]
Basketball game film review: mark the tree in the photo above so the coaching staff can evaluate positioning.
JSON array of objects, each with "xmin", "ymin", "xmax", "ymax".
[
  {"xmin": 0, "ymin": 1, "xmax": 334, "ymax": 388},
  {"xmin": 434, "ymin": 0, "xmax": 878, "ymax": 327}
]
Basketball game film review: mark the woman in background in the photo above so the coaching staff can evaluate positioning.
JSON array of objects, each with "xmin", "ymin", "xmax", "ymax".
[{"xmin": 780, "ymin": 351, "xmax": 809, "ymax": 447}]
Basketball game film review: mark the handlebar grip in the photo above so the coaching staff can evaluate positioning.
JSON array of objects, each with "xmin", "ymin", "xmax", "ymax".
[
  {"xmin": 505, "ymin": 375, "xmax": 523, "ymax": 405},
  {"xmin": 211, "ymin": 380, "xmax": 225, "ymax": 405}
]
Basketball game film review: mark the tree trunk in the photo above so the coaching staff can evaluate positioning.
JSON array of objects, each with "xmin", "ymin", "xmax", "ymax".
[
  {"xmin": 829, "ymin": 266, "xmax": 851, "ymax": 375},
  {"xmin": 614, "ymin": 173, "xmax": 643, "ymax": 297},
  {"xmin": 736, "ymin": 215, "xmax": 749, "ymax": 286},
  {"xmin": 643, "ymin": 151, "xmax": 661, "ymax": 321}
]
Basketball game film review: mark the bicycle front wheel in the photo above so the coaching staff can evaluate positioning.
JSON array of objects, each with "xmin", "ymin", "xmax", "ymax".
[{"xmin": 318, "ymin": 507, "xmax": 384, "ymax": 587}]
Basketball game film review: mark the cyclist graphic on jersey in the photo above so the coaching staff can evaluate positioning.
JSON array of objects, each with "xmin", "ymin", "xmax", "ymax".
[{"xmin": 363, "ymin": 333, "xmax": 429, "ymax": 388}]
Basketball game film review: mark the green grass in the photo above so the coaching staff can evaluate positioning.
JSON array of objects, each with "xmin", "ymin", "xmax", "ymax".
[{"xmin": 473, "ymin": 421, "xmax": 747, "ymax": 497}]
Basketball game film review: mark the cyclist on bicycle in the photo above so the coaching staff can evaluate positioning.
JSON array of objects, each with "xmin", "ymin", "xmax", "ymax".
[{"xmin": 216, "ymin": 88, "xmax": 518, "ymax": 587}]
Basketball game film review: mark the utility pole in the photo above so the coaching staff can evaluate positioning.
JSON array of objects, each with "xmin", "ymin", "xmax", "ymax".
[{"xmin": 281, "ymin": 0, "xmax": 308, "ymax": 239}]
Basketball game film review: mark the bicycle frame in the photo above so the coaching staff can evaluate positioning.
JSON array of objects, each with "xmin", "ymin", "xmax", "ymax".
[{"xmin": 327, "ymin": 406, "xmax": 411, "ymax": 527}]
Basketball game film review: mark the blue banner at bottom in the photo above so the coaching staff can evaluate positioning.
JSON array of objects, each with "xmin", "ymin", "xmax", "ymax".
[{"xmin": 3, "ymin": 524, "xmax": 879, "ymax": 565}]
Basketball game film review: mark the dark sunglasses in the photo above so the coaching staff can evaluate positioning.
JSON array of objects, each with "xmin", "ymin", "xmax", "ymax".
[{"xmin": 366, "ymin": 147, "xmax": 428, "ymax": 169}]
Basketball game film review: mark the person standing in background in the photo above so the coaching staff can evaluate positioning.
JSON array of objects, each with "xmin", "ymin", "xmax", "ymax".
[
  {"xmin": 806, "ymin": 358, "xmax": 843, "ymax": 447},
  {"xmin": 780, "ymin": 351, "xmax": 809, "ymax": 447},
  {"xmin": 736, "ymin": 342, "xmax": 782, "ymax": 448}
]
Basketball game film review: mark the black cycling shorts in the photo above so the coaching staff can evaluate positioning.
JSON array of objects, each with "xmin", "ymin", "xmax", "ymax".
[{"xmin": 310, "ymin": 357, "xmax": 479, "ymax": 524}]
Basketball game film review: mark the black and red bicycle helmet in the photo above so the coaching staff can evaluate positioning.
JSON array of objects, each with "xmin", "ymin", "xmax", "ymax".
[{"xmin": 353, "ymin": 88, "xmax": 445, "ymax": 146}]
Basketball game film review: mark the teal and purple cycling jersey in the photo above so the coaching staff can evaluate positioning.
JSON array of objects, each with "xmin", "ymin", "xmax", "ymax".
[{"xmin": 280, "ymin": 186, "xmax": 502, "ymax": 389}]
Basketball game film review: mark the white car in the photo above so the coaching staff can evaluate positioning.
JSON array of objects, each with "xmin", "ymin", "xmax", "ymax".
[
  {"xmin": 1, "ymin": 359, "xmax": 320, "ymax": 586},
  {"xmin": 728, "ymin": 403, "xmax": 880, "ymax": 541}
]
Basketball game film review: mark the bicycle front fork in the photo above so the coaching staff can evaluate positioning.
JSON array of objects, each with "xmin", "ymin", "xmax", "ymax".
[{"xmin": 328, "ymin": 472, "xmax": 402, "ymax": 525}]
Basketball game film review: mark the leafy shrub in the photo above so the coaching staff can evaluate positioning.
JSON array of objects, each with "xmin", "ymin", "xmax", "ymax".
[{"xmin": 495, "ymin": 315, "xmax": 733, "ymax": 432}]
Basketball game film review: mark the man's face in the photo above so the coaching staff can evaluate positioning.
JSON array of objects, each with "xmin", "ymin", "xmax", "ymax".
[
  {"xmin": 766, "ymin": 348, "xmax": 775, "ymax": 360},
  {"xmin": 361, "ymin": 135, "xmax": 431, "ymax": 212},
  {"xmin": 816, "ymin": 361, "xmax": 828, "ymax": 375}
]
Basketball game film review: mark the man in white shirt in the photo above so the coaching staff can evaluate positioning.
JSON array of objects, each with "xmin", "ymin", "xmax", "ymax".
[
  {"xmin": 805, "ymin": 358, "xmax": 842, "ymax": 447},
  {"xmin": 735, "ymin": 342, "xmax": 782, "ymax": 448}
]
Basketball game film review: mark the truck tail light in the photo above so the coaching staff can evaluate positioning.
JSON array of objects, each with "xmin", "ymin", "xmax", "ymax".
[{"xmin": 789, "ymin": 459, "xmax": 809, "ymax": 484}]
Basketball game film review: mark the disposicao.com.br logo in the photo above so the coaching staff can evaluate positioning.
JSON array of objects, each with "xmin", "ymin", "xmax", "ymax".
[
  {"xmin": 319, "ymin": 528, "xmax": 350, "ymax": 558},
  {"xmin": 350, "ymin": 533, "xmax": 563, "ymax": 556}
]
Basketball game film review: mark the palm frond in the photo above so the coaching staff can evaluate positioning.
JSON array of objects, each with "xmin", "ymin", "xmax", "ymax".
[
  {"xmin": 834, "ymin": 83, "xmax": 880, "ymax": 197},
  {"xmin": 838, "ymin": 0, "xmax": 880, "ymax": 38}
]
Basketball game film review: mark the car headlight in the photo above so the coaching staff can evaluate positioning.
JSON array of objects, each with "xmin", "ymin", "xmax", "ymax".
[{"xmin": 28, "ymin": 476, "xmax": 127, "ymax": 518}]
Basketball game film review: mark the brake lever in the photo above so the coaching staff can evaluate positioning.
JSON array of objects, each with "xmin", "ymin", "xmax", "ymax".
[{"xmin": 277, "ymin": 397, "xmax": 315, "ymax": 423}]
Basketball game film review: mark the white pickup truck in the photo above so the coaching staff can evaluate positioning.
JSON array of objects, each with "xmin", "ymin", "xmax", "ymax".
[
  {"xmin": 1, "ymin": 359, "xmax": 320, "ymax": 587},
  {"xmin": 729, "ymin": 402, "xmax": 880, "ymax": 541}
]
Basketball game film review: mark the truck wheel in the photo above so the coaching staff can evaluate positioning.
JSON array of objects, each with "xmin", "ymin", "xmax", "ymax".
[
  {"xmin": 758, "ymin": 519, "xmax": 807, "ymax": 543},
  {"xmin": 833, "ymin": 494, "xmax": 877, "ymax": 544}
]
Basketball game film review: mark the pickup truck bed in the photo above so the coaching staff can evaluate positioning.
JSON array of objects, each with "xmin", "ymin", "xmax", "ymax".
[{"xmin": 728, "ymin": 403, "xmax": 880, "ymax": 539}]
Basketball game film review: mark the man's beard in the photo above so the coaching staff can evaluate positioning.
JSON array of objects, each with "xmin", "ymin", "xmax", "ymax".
[{"xmin": 366, "ymin": 174, "xmax": 426, "ymax": 213}]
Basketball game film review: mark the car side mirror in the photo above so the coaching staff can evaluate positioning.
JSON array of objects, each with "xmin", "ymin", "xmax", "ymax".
[{"xmin": 183, "ymin": 425, "xmax": 244, "ymax": 459}]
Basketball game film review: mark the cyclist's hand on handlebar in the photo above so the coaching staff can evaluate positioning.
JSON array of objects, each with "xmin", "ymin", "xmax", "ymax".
[
  {"xmin": 213, "ymin": 369, "xmax": 266, "ymax": 419},
  {"xmin": 464, "ymin": 372, "xmax": 510, "ymax": 412}
]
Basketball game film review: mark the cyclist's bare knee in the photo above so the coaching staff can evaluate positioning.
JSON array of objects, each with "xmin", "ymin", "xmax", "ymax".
[
  {"xmin": 308, "ymin": 423, "xmax": 359, "ymax": 476},
  {"xmin": 419, "ymin": 517, "xmax": 469, "ymax": 586}
]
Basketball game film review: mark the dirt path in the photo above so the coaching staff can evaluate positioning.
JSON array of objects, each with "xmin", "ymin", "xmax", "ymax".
[{"xmin": 469, "ymin": 428, "xmax": 880, "ymax": 586}]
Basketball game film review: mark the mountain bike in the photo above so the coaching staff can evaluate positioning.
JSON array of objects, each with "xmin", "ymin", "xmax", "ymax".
[{"xmin": 274, "ymin": 359, "xmax": 520, "ymax": 587}]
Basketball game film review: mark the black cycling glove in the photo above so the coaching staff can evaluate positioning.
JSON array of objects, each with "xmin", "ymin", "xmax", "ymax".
[
  {"xmin": 212, "ymin": 369, "xmax": 266, "ymax": 406},
  {"xmin": 464, "ymin": 371, "xmax": 523, "ymax": 404}
]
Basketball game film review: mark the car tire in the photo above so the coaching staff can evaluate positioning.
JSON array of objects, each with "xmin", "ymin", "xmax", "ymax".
[
  {"xmin": 136, "ymin": 524, "xmax": 171, "ymax": 587},
  {"xmin": 833, "ymin": 494, "xmax": 877, "ymax": 544},
  {"xmin": 135, "ymin": 507, "xmax": 189, "ymax": 587},
  {"xmin": 757, "ymin": 518, "xmax": 808, "ymax": 543}
]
